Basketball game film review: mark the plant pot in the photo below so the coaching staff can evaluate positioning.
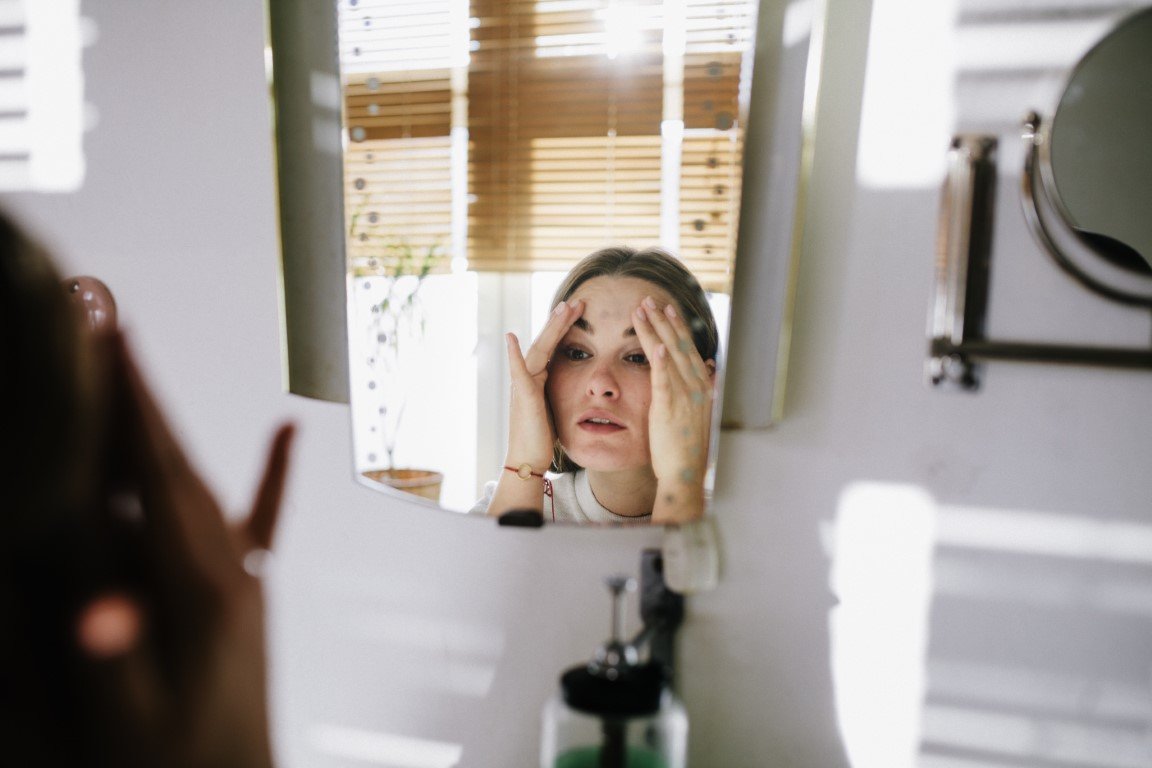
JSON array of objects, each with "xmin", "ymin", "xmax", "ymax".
[{"xmin": 362, "ymin": 467, "xmax": 444, "ymax": 503}]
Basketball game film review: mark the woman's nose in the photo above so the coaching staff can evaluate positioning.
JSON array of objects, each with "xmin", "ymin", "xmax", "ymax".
[{"xmin": 586, "ymin": 362, "xmax": 619, "ymax": 399}]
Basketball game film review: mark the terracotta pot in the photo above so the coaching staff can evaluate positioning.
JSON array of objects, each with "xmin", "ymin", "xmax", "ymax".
[{"xmin": 362, "ymin": 467, "xmax": 444, "ymax": 503}]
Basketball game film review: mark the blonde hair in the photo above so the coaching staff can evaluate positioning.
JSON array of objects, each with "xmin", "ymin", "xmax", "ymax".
[{"xmin": 548, "ymin": 246, "xmax": 719, "ymax": 473}]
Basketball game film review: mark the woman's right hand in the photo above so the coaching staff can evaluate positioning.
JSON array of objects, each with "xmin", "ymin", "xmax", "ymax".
[
  {"xmin": 73, "ymin": 333, "xmax": 294, "ymax": 768},
  {"xmin": 503, "ymin": 299, "xmax": 584, "ymax": 473}
]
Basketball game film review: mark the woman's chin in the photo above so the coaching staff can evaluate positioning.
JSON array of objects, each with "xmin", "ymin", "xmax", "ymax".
[{"xmin": 564, "ymin": 445, "xmax": 650, "ymax": 474}]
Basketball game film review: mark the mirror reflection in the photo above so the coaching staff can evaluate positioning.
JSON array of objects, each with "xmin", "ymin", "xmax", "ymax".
[
  {"xmin": 1047, "ymin": 7, "xmax": 1152, "ymax": 274},
  {"xmin": 338, "ymin": 0, "xmax": 757, "ymax": 522}
]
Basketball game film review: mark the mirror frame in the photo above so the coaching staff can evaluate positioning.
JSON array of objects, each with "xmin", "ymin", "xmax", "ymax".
[
  {"xmin": 1023, "ymin": 6, "xmax": 1152, "ymax": 306},
  {"xmin": 266, "ymin": 0, "xmax": 351, "ymax": 403}
]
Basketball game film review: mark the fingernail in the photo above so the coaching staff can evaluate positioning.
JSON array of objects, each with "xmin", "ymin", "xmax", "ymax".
[
  {"xmin": 665, "ymin": 303, "xmax": 677, "ymax": 319},
  {"xmin": 553, "ymin": 302, "xmax": 567, "ymax": 316},
  {"xmin": 643, "ymin": 296, "xmax": 658, "ymax": 310},
  {"xmin": 634, "ymin": 306, "xmax": 647, "ymax": 322}
]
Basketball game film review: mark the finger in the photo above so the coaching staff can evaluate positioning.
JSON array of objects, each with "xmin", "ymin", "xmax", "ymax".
[
  {"xmin": 525, "ymin": 299, "xmax": 584, "ymax": 373},
  {"xmin": 632, "ymin": 306, "xmax": 685, "ymax": 398},
  {"xmin": 506, "ymin": 332, "xmax": 534, "ymax": 388},
  {"xmin": 110, "ymin": 332, "xmax": 233, "ymax": 568},
  {"xmin": 63, "ymin": 275, "xmax": 119, "ymax": 333},
  {"xmin": 242, "ymin": 423, "xmax": 297, "ymax": 552},
  {"xmin": 74, "ymin": 593, "xmax": 164, "ymax": 760},
  {"xmin": 643, "ymin": 297, "xmax": 709, "ymax": 383}
]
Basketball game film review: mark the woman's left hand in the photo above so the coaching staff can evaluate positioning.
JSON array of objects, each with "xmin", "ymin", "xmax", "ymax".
[{"xmin": 633, "ymin": 296, "xmax": 715, "ymax": 524}]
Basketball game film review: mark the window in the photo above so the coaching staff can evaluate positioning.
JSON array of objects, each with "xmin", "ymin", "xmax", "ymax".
[{"xmin": 338, "ymin": 0, "xmax": 756, "ymax": 290}]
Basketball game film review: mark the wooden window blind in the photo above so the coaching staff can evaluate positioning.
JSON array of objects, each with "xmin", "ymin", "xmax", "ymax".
[
  {"xmin": 339, "ymin": 0, "xmax": 459, "ymax": 276},
  {"xmin": 339, "ymin": 0, "xmax": 755, "ymax": 290},
  {"xmin": 680, "ymin": 131, "xmax": 743, "ymax": 290},
  {"xmin": 345, "ymin": 137, "xmax": 453, "ymax": 273},
  {"xmin": 466, "ymin": 0, "xmax": 665, "ymax": 272}
]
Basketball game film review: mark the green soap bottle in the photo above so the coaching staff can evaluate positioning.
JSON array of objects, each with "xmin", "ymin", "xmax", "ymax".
[{"xmin": 539, "ymin": 577, "xmax": 688, "ymax": 768}]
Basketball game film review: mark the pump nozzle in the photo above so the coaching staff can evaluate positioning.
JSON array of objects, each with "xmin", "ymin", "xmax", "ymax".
[{"xmin": 588, "ymin": 575, "xmax": 638, "ymax": 680}]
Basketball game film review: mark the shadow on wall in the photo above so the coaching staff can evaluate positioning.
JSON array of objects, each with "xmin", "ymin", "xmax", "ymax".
[
  {"xmin": 829, "ymin": 483, "xmax": 1152, "ymax": 768},
  {"xmin": 922, "ymin": 505, "xmax": 1152, "ymax": 768}
]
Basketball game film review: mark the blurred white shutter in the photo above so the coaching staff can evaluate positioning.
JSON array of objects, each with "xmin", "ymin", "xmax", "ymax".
[{"xmin": 0, "ymin": 0, "xmax": 85, "ymax": 192}]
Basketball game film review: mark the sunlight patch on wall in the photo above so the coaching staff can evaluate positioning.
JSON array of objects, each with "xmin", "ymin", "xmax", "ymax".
[
  {"xmin": 0, "ymin": 0, "xmax": 88, "ymax": 191},
  {"xmin": 921, "ymin": 700, "xmax": 1152, "ymax": 768},
  {"xmin": 855, "ymin": 0, "xmax": 956, "ymax": 189},
  {"xmin": 955, "ymin": 18, "xmax": 1115, "ymax": 74},
  {"xmin": 936, "ymin": 504, "xmax": 1152, "ymax": 565},
  {"xmin": 830, "ymin": 482, "xmax": 937, "ymax": 768},
  {"xmin": 928, "ymin": 657, "xmax": 1152, "ymax": 734},
  {"xmin": 309, "ymin": 724, "xmax": 463, "ymax": 768}
]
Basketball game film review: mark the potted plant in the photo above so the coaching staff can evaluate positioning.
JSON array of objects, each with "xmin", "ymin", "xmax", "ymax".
[{"xmin": 350, "ymin": 205, "xmax": 448, "ymax": 502}]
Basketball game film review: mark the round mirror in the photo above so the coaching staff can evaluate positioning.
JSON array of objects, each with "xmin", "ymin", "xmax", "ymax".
[{"xmin": 1037, "ymin": 6, "xmax": 1152, "ymax": 300}]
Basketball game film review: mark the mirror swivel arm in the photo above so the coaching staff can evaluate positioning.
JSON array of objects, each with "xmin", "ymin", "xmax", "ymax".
[{"xmin": 928, "ymin": 131, "xmax": 1152, "ymax": 390}]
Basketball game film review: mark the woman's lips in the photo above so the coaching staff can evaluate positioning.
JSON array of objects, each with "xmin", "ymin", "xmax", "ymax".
[{"xmin": 578, "ymin": 416, "xmax": 625, "ymax": 434}]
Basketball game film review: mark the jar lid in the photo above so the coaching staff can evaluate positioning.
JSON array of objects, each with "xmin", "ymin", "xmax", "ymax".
[{"xmin": 560, "ymin": 661, "xmax": 665, "ymax": 718}]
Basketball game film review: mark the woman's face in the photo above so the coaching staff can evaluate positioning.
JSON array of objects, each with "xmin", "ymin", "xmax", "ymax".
[{"xmin": 546, "ymin": 275, "xmax": 677, "ymax": 473}]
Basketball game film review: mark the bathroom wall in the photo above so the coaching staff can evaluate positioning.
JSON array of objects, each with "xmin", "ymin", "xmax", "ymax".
[{"xmin": 5, "ymin": 1, "xmax": 1151, "ymax": 767}]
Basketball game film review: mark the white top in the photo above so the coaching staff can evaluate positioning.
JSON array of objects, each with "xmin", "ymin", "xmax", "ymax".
[{"xmin": 469, "ymin": 470, "xmax": 653, "ymax": 525}]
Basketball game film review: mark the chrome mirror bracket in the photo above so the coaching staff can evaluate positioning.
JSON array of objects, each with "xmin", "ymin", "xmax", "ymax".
[{"xmin": 927, "ymin": 131, "xmax": 1152, "ymax": 391}]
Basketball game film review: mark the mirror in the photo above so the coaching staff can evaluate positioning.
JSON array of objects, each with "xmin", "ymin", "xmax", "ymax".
[
  {"xmin": 337, "ymin": 0, "xmax": 760, "ymax": 523},
  {"xmin": 928, "ymin": 5, "xmax": 1152, "ymax": 390},
  {"xmin": 1031, "ymin": 6, "xmax": 1152, "ymax": 301}
]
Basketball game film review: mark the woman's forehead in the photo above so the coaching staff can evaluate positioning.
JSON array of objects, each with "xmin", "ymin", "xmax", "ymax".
[{"xmin": 570, "ymin": 275, "xmax": 674, "ymax": 315}]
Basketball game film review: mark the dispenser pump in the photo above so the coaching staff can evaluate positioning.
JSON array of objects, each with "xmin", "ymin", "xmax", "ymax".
[
  {"xmin": 540, "ymin": 570, "xmax": 688, "ymax": 768},
  {"xmin": 589, "ymin": 576, "xmax": 639, "ymax": 680}
]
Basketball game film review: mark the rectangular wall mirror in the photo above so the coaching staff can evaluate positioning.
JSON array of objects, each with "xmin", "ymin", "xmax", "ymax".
[{"xmin": 262, "ymin": 0, "xmax": 818, "ymax": 524}]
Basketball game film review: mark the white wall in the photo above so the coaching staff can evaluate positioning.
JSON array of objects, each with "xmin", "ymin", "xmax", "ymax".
[{"xmin": 6, "ymin": 1, "xmax": 1152, "ymax": 767}]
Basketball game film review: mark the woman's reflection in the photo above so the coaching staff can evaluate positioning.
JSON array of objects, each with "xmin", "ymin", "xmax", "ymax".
[{"xmin": 471, "ymin": 247, "xmax": 718, "ymax": 525}]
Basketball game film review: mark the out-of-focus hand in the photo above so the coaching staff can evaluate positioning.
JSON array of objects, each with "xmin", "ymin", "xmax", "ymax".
[
  {"xmin": 633, "ymin": 297, "xmax": 715, "ymax": 524},
  {"xmin": 74, "ymin": 332, "xmax": 295, "ymax": 768},
  {"xmin": 503, "ymin": 299, "xmax": 584, "ymax": 473}
]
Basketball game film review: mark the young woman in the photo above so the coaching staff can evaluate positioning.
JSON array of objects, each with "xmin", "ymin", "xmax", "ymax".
[{"xmin": 472, "ymin": 246, "xmax": 720, "ymax": 525}]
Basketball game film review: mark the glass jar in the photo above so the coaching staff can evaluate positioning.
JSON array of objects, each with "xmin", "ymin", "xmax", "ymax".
[{"xmin": 540, "ymin": 663, "xmax": 688, "ymax": 768}]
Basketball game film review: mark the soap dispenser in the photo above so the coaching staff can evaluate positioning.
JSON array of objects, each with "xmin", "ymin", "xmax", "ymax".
[{"xmin": 540, "ymin": 575, "xmax": 688, "ymax": 768}]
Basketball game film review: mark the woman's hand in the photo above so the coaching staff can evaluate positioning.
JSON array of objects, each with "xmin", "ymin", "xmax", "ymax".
[
  {"xmin": 633, "ymin": 297, "xmax": 715, "ymax": 524},
  {"xmin": 502, "ymin": 299, "xmax": 585, "ymax": 473},
  {"xmin": 486, "ymin": 300, "xmax": 584, "ymax": 517},
  {"xmin": 73, "ymin": 333, "xmax": 295, "ymax": 768}
]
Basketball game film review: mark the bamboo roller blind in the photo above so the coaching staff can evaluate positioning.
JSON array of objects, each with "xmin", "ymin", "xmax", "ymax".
[{"xmin": 340, "ymin": 0, "xmax": 755, "ymax": 290}]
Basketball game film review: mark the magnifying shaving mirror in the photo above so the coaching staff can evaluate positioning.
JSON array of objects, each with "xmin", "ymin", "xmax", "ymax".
[
  {"xmin": 335, "ymin": 0, "xmax": 769, "ymax": 525},
  {"xmin": 929, "ymin": 5, "xmax": 1152, "ymax": 388},
  {"xmin": 1022, "ymin": 5, "xmax": 1152, "ymax": 305}
]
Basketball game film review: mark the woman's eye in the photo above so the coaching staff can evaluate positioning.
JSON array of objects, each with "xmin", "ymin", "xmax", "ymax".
[
  {"xmin": 625, "ymin": 352, "xmax": 649, "ymax": 365},
  {"xmin": 562, "ymin": 347, "xmax": 590, "ymax": 361}
]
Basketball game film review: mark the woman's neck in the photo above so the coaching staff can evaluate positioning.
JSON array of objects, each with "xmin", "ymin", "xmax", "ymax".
[{"xmin": 584, "ymin": 466, "xmax": 657, "ymax": 518}]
